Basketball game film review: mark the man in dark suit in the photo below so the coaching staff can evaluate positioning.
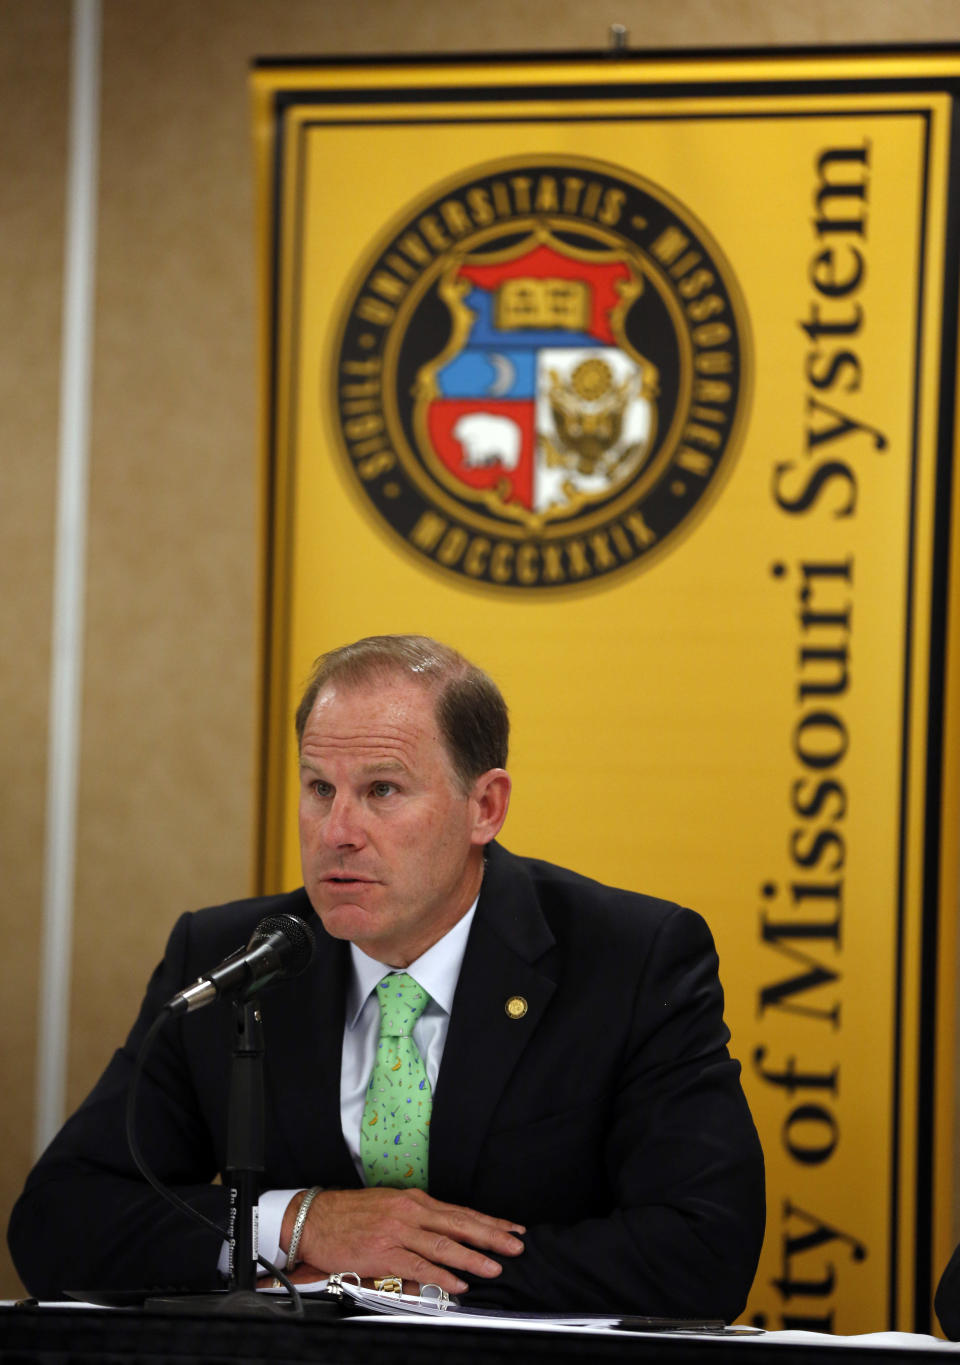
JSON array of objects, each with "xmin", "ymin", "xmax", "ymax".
[{"xmin": 9, "ymin": 634, "xmax": 764, "ymax": 1315}]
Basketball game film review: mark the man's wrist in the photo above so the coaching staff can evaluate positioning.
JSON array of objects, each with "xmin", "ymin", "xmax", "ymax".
[
  {"xmin": 284, "ymin": 1186, "xmax": 323, "ymax": 1270},
  {"xmin": 279, "ymin": 1189, "xmax": 307, "ymax": 1258},
  {"xmin": 263, "ymin": 1188, "xmax": 306, "ymax": 1269}
]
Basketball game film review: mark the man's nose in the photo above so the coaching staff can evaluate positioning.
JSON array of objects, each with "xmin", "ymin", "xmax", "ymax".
[{"xmin": 321, "ymin": 793, "xmax": 366, "ymax": 848}]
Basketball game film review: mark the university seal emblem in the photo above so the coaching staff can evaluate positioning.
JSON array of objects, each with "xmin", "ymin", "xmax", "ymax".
[{"xmin": 333, "ymin": 157, "xmax": 750, "ymax": 589}]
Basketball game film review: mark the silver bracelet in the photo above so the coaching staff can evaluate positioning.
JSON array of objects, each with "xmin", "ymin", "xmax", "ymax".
[{"xmin": 285, "ymin": 1185, "xmax": 322, "ymax": 1271}]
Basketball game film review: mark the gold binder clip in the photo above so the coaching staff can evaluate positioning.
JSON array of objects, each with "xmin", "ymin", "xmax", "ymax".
[{"xmin": 374, "ymin": 1276, "xmax": 403, "ymax": 1296}]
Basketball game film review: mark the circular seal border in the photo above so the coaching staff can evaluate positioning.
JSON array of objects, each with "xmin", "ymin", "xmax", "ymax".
[{"xmin": 331, "ymin": 154, "xmax": 753, "ymax": 591}]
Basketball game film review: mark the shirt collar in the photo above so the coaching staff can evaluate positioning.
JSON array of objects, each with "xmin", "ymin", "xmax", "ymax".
[{"xmin": 345, "ymin": 897, "xmax": 479, "ymax": 1030}]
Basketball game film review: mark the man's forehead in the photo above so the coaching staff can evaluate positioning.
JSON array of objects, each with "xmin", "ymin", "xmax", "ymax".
[
  {"xmin": 299, "ymin": 748, "xmax": 411, "ymax": 773},
  {"xmin": 307, "ymin": 675, "xmax": 436, "ymax": 720},
  {"xmin": 300, "ymin": 678, "xmax": 441, "ymax": 751}
]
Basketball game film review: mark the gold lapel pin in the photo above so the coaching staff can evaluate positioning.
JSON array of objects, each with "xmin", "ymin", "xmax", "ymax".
[{"xmin": 505, "ymin": 995, "xmax": 528, "ymax": 1019}]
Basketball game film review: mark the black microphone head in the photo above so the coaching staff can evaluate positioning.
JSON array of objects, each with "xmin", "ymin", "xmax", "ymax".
[{"xmin": 248, "ymin": 912, "xmax": 315, "ymax": 979}]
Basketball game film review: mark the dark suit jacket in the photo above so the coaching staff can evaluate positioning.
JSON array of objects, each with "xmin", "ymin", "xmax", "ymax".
[{"xmin": 9, "ymin": 842, "xmax": 765, "ymax": 1315}]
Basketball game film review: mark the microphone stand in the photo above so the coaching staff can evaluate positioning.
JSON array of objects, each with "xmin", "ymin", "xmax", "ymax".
[
  {"xmin": 149, "ymin": 997, "xmax": 295, "ymax": 1316},
  {"xmin": 225, "ymin": 997, "xmax": 265, "ymax": 1300},
  {"xmin": 131, "ymin": 910, "xmax": 322, "ymax": 1319}
]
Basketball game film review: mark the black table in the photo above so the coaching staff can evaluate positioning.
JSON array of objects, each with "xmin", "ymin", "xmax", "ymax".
[{"xmin": 0, "ymin": 1304, "xmax": 954, "ymax": 1365}]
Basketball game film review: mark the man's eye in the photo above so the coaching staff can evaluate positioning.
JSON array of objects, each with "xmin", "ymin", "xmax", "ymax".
[
  {"xmin": 312, "ymin": 781, "xmax": 333, "ymax": 798},
  {"xmin": 371, "ymin": 781, "xmax": 397, "ymax": 798}
]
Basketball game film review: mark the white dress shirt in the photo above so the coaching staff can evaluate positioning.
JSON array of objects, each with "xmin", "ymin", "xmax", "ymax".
[{"xmin": 224, "ymin": 899, "xmax": 478, "ymax": 1277}]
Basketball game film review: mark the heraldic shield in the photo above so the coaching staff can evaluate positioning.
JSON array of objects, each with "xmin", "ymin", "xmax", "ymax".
[{"xmin": 413, "ymin": 231, "xmax": 660, "ymax": 528}]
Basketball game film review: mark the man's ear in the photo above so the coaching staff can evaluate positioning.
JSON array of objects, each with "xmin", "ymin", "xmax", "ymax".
[{"xmin": 469, "ymin": 769, "xmax": 512, "ymax": 845}]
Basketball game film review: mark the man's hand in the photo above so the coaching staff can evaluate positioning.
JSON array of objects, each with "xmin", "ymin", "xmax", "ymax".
[{"xmin": 281, "ymin": 1187, "xmax": 525, "ymax": 1295}]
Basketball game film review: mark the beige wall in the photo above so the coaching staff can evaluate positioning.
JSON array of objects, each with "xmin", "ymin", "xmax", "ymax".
[{"xmin": 3, "ymin": 0, "xmax": 959, "ymax": 1302}]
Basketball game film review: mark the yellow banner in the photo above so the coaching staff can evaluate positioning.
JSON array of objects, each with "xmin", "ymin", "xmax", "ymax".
[{"xmin": 251, "ymin": 52, "xmax": 960, "ymax": 1332}]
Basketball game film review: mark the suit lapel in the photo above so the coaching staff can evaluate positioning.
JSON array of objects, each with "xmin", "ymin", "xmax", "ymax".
[{"xmin": 429, "ymin": 844, "xmax": 556, "ymax": 1204}]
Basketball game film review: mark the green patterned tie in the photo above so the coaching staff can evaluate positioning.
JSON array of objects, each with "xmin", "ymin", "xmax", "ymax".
[{"xmin": 360, "ymin": 973, "xmax": 432, "ymax": 1189}]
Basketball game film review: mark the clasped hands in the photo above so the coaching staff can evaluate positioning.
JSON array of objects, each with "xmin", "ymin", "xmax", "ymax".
[{"xmin": 274, "ymin": 1186, "xmax": 525, "ymax": 1295}]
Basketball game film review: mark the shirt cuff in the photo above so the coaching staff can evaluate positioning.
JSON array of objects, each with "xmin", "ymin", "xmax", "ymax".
[{"xmin": 216, "ymin": 1188, "xmax": 304, "ymax": 1277}]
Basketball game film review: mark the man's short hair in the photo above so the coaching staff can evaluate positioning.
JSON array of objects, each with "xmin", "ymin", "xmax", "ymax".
[{"xmin": 295, "ymin": 634, "xmax": 509, "ymax": 790}]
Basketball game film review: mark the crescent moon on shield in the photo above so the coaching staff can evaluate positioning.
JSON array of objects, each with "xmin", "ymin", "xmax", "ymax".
[{"xmin": 487, "ymin": 352, "xmax": 515, "ymax": 397}]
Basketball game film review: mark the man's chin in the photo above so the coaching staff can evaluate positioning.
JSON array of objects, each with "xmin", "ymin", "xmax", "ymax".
[{"xmin": 314, "ymin": 899, "xmax": 381, "ymax": 943}]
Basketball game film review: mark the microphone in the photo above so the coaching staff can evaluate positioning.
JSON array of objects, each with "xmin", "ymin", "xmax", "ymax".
[{"xmin": 165, "ymin": 912, "xmax": 315, "ymax": 1016}]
